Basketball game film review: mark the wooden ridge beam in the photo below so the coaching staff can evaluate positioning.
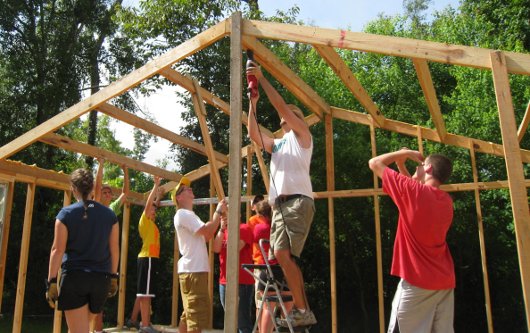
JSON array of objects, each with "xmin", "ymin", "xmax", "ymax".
[
  {"xmin": 313, "ymin": 44, "xmax": 385, "ymax": 127},
  {"xmin": 0, "ymin": 20, "xmax": 230, "ymax": 160},
  {"xmin": 243, "ymin": 36, "xmax": 330, "ymax": 118},
  {"xmin": 242, "ymin": 20, "xmax": 530, "ymax": 76},
  {"xmin": 98, "ymin": 103, "xmax": 229, "ymax": 164},
  {"xmin": 413, "ymin": 58, "xmax": 447, "ymax": 141},
  {"xmin": 331, "ymin": 106, "xmax": 530, "ymax": 163},
  {"xmin": 39, "ymin": 133, "xmax": 181, "ymax": 182}
]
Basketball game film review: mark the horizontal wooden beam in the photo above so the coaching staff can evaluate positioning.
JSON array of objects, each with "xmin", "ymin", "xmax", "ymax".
[
  {"xmin": 39, "ymin": 133, "xmax": 181, "ymax": 181},
  {"xmin": 314, "ymin": 179, "xmax": 530, "ymax": 199},
  {"xmin": 0, "ymin": 20, "xmax": 230, "ymax": 161},
  {"xmin": 331, "ymin": 106, "xmax": 530, "ymax": 163},
  {"xmin": 98, "ymin": 103, "xmax": 229, "ymax": 164},
  {"xmin": 242, "ymin": 20, "xmax": 530, "ymax": 76}
]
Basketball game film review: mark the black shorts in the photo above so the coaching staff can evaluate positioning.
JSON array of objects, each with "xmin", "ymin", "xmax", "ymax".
[
  {"xmin": 137, "ymin": 257, "xmax": 158, "ymax": 297},
  {"xmin": 257, "ymin": 265, "xmax": 289, "ymax": 292},
  {"xmin": 58, "ymin": 270, "xmax": 110, "ymax": 313}
]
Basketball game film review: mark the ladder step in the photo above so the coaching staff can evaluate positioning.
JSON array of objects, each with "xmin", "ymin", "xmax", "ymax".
[{"xmin": 264, "ymin": 295, "xmax": 293, "ymax": 302}]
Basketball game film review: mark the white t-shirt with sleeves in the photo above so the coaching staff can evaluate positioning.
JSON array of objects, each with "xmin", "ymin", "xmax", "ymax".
[{"xmin": 174, "ymin": 208, "xmax": 209, "ymax": 273}]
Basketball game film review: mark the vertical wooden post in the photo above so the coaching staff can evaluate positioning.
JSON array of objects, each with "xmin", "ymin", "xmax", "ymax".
[
  {"xmin": 370, "ymin": 124, "xmax": 385, "ymax": 333},
  {"xmin": 117, "ymin": 202, "xmax": 131, "ymax": 327},
  {"xmin": 325, "ymin": 114, "xmax": 337, "ymax": 333},
  {"xmin": 468, "ymin": 143, "xmax": 494, "ymax": 332},
  {"xmin": 52, "ymin": 190, "xmax": 71, "ymax": 333},
  {"xmin": 12, "ymin": 182, "xmax": 36, "ymax": 333},
  {"xmin": 0, "ymin": 178, "xmax": 14, "ymax": 313},
  {"xmin": 225, "ymin": 11, "xmax": 243, "ymax": 333},
  {"xmin": 491, "ymin": 50, "xmax": 530, "ymax": 330},
  {"xmin": 208, "ymin": 179, "xmax": 215, "ymax": 328},
  {"xmin": 416, "ymin": 126, "xmax": 424, "ymax": 155}
]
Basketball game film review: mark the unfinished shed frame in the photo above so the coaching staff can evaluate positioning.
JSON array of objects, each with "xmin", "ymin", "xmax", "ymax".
[{"xmin": 0, "ymin": 11, "xmax": 529, "ymax": 333}]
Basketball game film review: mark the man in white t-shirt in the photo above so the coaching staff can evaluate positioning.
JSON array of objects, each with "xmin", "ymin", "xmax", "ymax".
[
  {"xmin": 247, "ymin": 64, "xmax": 316, "ymax": 328},
  {"xmin": 172, "ymin": 177, "xmax": 226, "ymax": 333}
]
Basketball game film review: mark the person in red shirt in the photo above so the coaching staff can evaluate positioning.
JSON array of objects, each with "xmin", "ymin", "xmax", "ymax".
[
  {"xmin": 213, "ymin": 213, "xmax": 254, "ymax": 333},
  {"xmin": 369, "ymin": 148, "xmax": 455, "ymax": 333}
]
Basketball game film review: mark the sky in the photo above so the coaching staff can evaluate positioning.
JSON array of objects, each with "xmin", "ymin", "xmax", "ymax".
[{"xmin": 111, "ymin": 0, "xmax": 461, "ymax": 171}]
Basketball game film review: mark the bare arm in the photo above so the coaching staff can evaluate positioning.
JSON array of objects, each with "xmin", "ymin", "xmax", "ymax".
[
  {"xmin": 196, "ymin": 199, "xmax": 227, "ymax": 241},
  {"xmin": 369, "ymin": 149, "xmax": 424, "ymax": 179},
  {"xmin": 144, "ymin": 176, "xmax": 161, "ymax": 216},
  {"xmin": 247, "ymin": 90, "xmax": 274, "ymax": 153},
  {"xmin": 117, "ymin": 167, "xmax": 129, "ymax": 207},
  {"xmin": 212, "ymin": 215, "xmax": 227, "ymax": 253},
  {"xmin": 109, "ymin": 222, "xmax": 120, "ymax": 274},
  {"xmin": 247, "ymin": 65, "xmax": 311, "ymax": 147},
  {"xmin": 48, "ymin": 220, "xmax": 67, "ymax": 280}
]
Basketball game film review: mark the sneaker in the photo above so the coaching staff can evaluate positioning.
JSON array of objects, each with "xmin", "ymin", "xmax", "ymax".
[
  {"xmin": 125, "ymin": 318, "xmax": 140, "ymax": 330},
  {"xmin": 278, "ymin": 308, "xmax": 317, "ymax": 327},
  {"xmin": 139, "ymin": 324, "xmax": 160, "ymax": 333}
]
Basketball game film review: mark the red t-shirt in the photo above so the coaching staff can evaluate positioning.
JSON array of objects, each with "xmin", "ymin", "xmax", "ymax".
[
  {"xmin": 383, "ymin": 168, "xmax": 455, "ymax": 290},
  {"xmin": 218, "ymin": 224, "xmax": 254, "ymax": 285},
  {"xmin": 248, "ymin": 214, "xmax": 271, "ymax": 264}
]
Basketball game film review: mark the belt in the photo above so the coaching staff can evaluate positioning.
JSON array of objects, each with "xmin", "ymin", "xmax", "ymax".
[{"xmin": 275, "ymin": 194, "xmax": 305, "ymax": 205}]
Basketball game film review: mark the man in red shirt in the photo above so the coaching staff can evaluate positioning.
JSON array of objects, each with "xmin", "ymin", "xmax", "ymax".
[{"xmin": 369, "ymin": 148, "xmax": 455, "ymax": 333}]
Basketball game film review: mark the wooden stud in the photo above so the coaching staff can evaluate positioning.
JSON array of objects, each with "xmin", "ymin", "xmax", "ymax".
[
  {"xmin": 171, "ymin": 232, "xmax": 180, "ymax": 328},
  {"xmin": 117, "ymin": 202, "xmax": 131, "ymax": 327},
  {"xmin": 370, "ymin": 123, "xmax": 385, "ymax": 333},
  {"xmin": 413, "ymin": 58, "xmax": 447, "ymax": 141},
  {"xmin": 246, "ymin": 146, "xmax": 253, "ymax": 220},
  {"xmin": 252, "ymin": 141, "xmax": 270, "ymax": 193},
  {"xmin": 468, "ymin": 142, "xmax": 494, "ymax": 332},
  {"xmin": 491, "ymin": 50, "xmax": 530, "ymax": 331},
  {"xmin": 52, "ymin": 191, "xmax": 71, "ymax": 333},
  {"xmin": 416, "ymin": 126, "xmax": 424, "ymax": 155},
  {"xmin": 325, "ymin": 114, "xmax": 338, "ymax": 333},
  {"xmin": 0, "ymin": 179, "xmax": 14, "ymax": 313},
  {"xmin": 12, "ymin": 182, "xmax": 36, "ymax": 333}
]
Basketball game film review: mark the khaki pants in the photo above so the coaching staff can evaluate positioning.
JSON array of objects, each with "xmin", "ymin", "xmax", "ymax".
[{"xmin": 388, "ymin": 279, "xmax": 454, "ymax": 333}]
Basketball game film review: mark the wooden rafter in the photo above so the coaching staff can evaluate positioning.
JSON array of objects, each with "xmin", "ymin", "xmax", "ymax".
[
  {"xmin": 39, "ymin": 133, "xmax": 181, "ymax": 181},
  {"xmin": 242, "ymin": 20, "xmax": 530, "ymax": 75},
  {"xmin": 191, "ymin": 78, "xmax": 225, "ymax": 198},
  {"xmin": 313, "ymin": 44, "xmax": 385, "ymax": 127},
  {"xmin": 243, "ymin": 36, "xmax": 330, "ymax": 118},
  {"xmin": 159, "ymin": 67, "xmax": 275, "ymax": 138},
  {"xmin": 0, "ymin": 20, "xmax": 230, "ymax": 160},
  {"xmin": 517, "ymin": 100, "xmax": 530, "ymax": 142},
  {"xmin": 98, "ymin": 103, "xmax": 229, "ymax": 164},
  {"xmin": 413, "ymin": 58, "xmax": 447, "ymax": 141}
]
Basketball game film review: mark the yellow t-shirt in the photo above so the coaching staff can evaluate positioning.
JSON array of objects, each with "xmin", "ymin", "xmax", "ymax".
[{"xmin": 138, "ymin": 212, "xmax": 160, "ymax": 258}]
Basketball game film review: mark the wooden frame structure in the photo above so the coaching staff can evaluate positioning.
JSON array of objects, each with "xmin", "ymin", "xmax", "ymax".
[{"xmin": 0, "ymin": 12, "xmax": 530, "ymax": 332}]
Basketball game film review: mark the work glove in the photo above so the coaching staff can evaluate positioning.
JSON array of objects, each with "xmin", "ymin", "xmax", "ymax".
[
  {"xmin": 45, "ymin": 277, "xmax": 58, "ymax": 309},
  {"xmin": 108, "ymin": 273, "xmax": 119, "ymax": 297}
]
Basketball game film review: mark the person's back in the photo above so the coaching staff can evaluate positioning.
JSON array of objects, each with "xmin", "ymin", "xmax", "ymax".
[
  {"xmin": 384, "ymin": 168, "xmax": 455, "ymax": 290},
  {"xmin": 174, "ymin": 208, "xmax": 209, "ymax": 272},
  {"xmin": 60, "ymin": 200, "xmax": 116, "ymax": 272}
]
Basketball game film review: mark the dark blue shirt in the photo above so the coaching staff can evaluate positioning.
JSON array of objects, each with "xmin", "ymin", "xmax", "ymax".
[{"xmin": 56, "ymin": 200, "xmax": 117, "ymax": 273}]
